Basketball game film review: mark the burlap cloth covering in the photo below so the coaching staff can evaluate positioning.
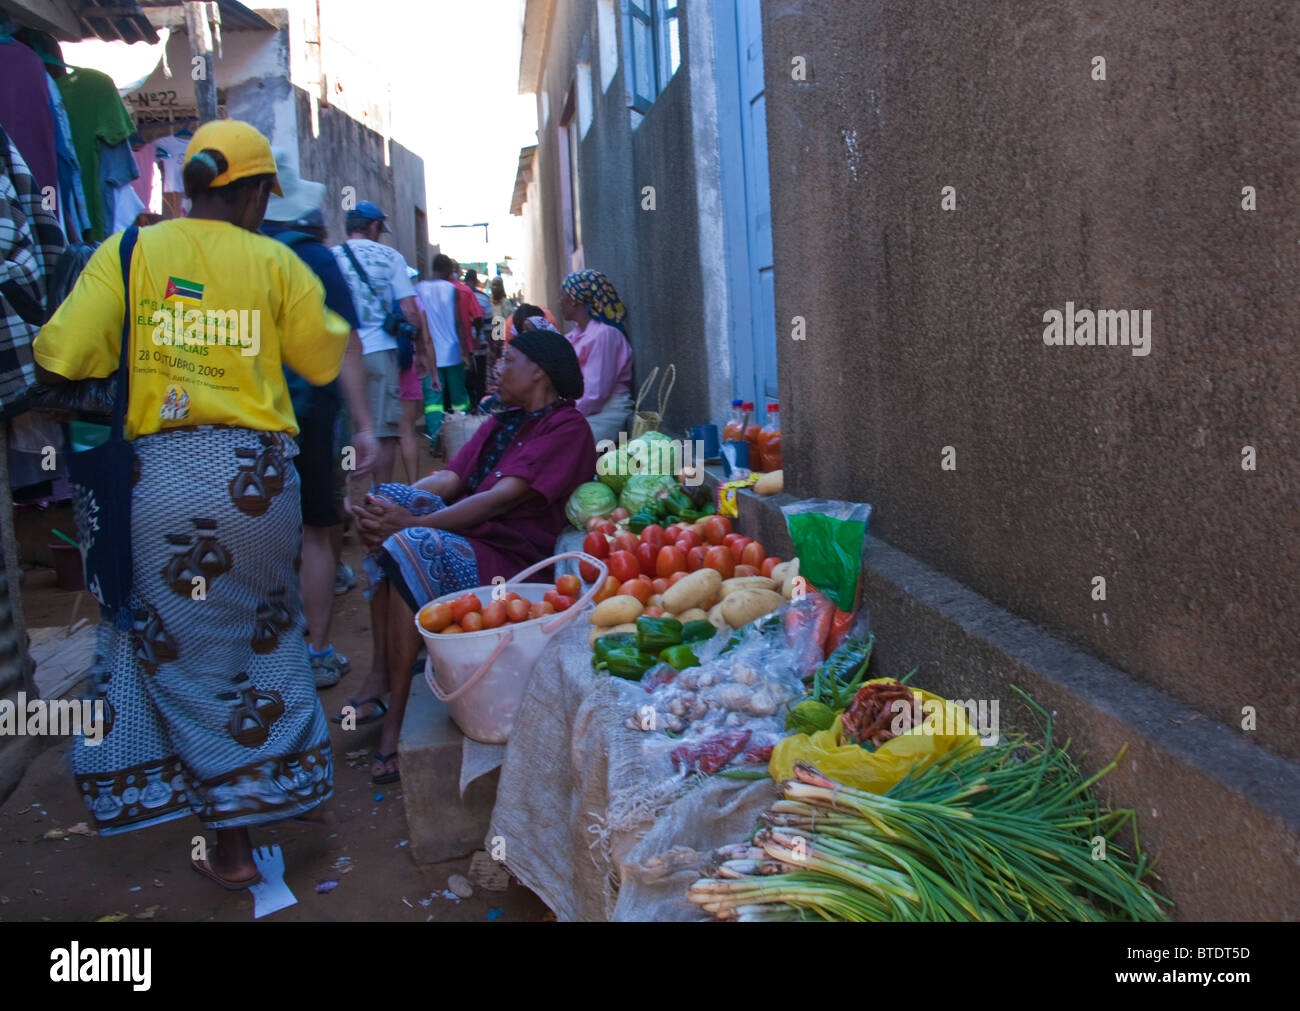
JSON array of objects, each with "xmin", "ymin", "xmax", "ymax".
[{"xmin": 486, "ymin": 620, "xmax": 779, "ymax": 920}]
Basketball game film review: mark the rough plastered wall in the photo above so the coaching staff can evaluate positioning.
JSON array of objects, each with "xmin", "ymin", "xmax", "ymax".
[
  {"xmin": 527, "ymin": 0, "xmax": 715, "ymax": 437},
  {"xmin": 759, "ymin": 0, "xmax": 1299, "ymax": 759}
]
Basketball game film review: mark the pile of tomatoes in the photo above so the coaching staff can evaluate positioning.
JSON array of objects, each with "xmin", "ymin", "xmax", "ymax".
[
  {"xmin": 579, "ymin": 514, "xmax": 782, "ymax": 619},
  {"xmin": 419, "ymin": 573, "xmax": 585, "ymax": 635}
]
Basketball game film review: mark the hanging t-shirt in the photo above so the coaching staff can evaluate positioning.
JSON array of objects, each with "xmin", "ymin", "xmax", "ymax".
[
  {"xmin": 98, "ymin": 139, "xmax": 139, "ymax": 236},
  {"xmin": 56, "ymin": 67, "xmax": 136, "ymax": 240},
  {"xmin": 112, "ymin": 182, "xmax": 146, "ymax": 234},
  {"xmin": 46, "ymin": 75, "xmax": 91, "ymax": 242},
  {"xmin": 0, "ymin": 41, "xmax": 58, "ymax": 197},
  {"xmin": 131, "ymin": 142, "xmax": 159, "ymax": 209},
  {"xmin": 332, "ymin": 237, "xmax": 416, "ymax": 355},
  {"xmin": 33, "ymin": 217, "xmax": 350, "ymax": 439},
  {"xmin": 414, "ymin": 278, "xmax": 461, "ymax": 367}
]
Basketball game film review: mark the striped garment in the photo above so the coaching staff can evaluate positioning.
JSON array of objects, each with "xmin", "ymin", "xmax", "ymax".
[{"xmin": 72, "ymin": 426, "xmax": 332, "ymax": 833}]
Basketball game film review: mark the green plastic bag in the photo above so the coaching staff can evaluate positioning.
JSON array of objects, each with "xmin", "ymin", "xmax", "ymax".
[{"xmin": 782, "ymin": 499, "xmax": 871, "ymax": 609}]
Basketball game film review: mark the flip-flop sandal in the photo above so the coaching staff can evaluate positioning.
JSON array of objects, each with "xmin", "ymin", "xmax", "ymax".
[
  {"xmin": 191, "ymin": 856, "xmax": 262, "ymax": 891},
  {"xmin": 371, "ymin": 752, "xmax": 400, "ymax": 785},
  {"xmin": 332, "ymin": 697, "xmax": 387, "ymax": 726}
]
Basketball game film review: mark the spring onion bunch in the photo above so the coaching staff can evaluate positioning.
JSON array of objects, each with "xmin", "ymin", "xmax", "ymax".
[{"xmin": 688, "ymin": 692, "xmax": 1172, "ymax": 922}]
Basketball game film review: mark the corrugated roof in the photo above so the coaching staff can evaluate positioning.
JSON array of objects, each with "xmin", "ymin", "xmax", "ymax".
[{"xmin": 0, "ymin": 0, "xmax": 274, "ymax": 43}]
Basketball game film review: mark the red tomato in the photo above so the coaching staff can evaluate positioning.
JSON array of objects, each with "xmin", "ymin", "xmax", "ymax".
[
  {"xmin": 636, "ymin": 542, "xmax": 658, "ymax": 577},
  {"xmin": 656, "ymin": 545, "xmax": 687, "ymax": 578},
  {"xmin": 543, "ymin": 589, "xmax": 561, "ymax": 609},
  {"xmin": 555, "ymin": 573, "xmax": 581, "ymax": 598},
  {"xmin": 579, "ymin": 561, "xmax": 601, "ymax": 583},
  {"xmin": 461, "ymin": 611, "xmax": 485, "ymax": 633},
  {"xmin": 528, "ymin": 601, "xmax": 556, "ymax": 620},
  {"xmin": 505, "ymin": 598, "xmax": 530, "ymax": 623},
  {"xmin": 618, "ymin": 578, "xmax": 654, "ymax": 605},
  {"xmin": 704, "ymin": 516, "xmax": 732, "ymax": 544},
  {"xmin": 642, "ymin": 606, "xmax": 665, "ymax": 618},
  {"xmin": 609, "ymin": 507, "xmax": 630, "ymax": 522},
  {"xmin": 705, "ymin": 546, "xmax": 736, "ymax": 580},
  {"xmin": 482, "ymin": 600, "xmax": 507, "ymax": 629},
  {"xmin": 582, "ymin": 531, "xmax": 610, "ymax": 559},
  {"xmin": 503, "ymin": 591, "xmax": 523, "ymax": 603},
  {"xmin": 676, "ymin": 528, "xmax": 701, "ymax": 550},
  {"xmin": 667, "ymin": 571, "xmax": 689, "ymax": 587},
  {"xmin": 608, "ymin": 551, "xmax": 639, "ymax": 584},
  {"xmin": 593, "ymin": 575, "xmax": 621, "ymax": 604},
  {"xmin": 586, "ymin": 516, "xmax": 608, "ymax": 532},
  {"xmin": 640, "ymin": 524, "xmax": 666, "ymax": 552},
  {"xmin": 741, "ymin": 542, "xmax": 767, "ymax": 569},
  {"xmin": 595, "ymin": 520, "xmax": 617, "ymax": 537},
  {"xmin": 613, "ymin": 532, "xmax": 640, "ymax": 556},
  {"xmin": 651, "ymin": 577, "xmax": 669, "ymax": 594},
  {"xmin": 442, "ymin": 623, "xmax": 464, "ymax": 635},
  {"xmin": 734, "ymin": 564, "xmax": 760, "ymax": 578},
  {"xmin": 664, "ymin": 524, "xmax": 686, "ymax": 540},
  {"xmin": 761, "ymin": 556, "xmax": 782, "ymax": 579},
  {"xmin": 450, "ymin": 593, "xmax": 481, "ymax": 623},
  {"xmin": 550, "ymin": 593, "xmax": 575, "ymax": 612},
  {"xmin": 418, "ymin": 602, "xmax": 453, "ymax": 633},
  {"xmin": 686, "ymin": 546, "xmax": 707, "ymax": 572}
]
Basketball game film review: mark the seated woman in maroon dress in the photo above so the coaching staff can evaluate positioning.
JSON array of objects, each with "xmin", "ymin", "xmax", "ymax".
[{"xmin": 345, "ymin": 328, "xmax": 597, "ymax": 783}]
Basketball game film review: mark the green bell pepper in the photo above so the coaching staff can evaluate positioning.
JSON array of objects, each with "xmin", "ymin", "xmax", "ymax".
[
  {"xmin": 595, "ymin": 648, "xmax": 659, "ymax": 681},
  {"xmin": 680, "ymin": 620, "xmax": 717, "ymax": 644},
  {"xmin": 635, "ymin": 616, "xmax": 683, "ymax": 652},
  {"xmin": 592, "ymin": 633, "xmax": 639, "ymax": 668},
  {"xmin": 626, "ymin": 512, "xmax": 655, "ymax": 534},
  {"xmin": 658, "ymin": 644, "xmax": 700, "ymax": 670}
]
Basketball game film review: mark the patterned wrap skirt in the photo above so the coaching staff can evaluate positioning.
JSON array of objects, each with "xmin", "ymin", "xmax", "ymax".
[
  {"xmin": 72, "ymin": 427, "xmax": 332, "ymax": 834},
  {"xmin": 361, "ymin": 483, "xmax": 480, "ymax": 613}
]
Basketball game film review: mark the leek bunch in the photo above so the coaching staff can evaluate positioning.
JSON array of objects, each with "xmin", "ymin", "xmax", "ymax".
[{"xmin": 689, "ymin": 695, "xmax": 1172, "ymax": 922}]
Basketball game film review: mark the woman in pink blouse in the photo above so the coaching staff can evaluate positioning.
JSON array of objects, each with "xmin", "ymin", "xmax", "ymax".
[{"xmin": 559, "ymin": 269, "xmax": 634, "ymax": 444}]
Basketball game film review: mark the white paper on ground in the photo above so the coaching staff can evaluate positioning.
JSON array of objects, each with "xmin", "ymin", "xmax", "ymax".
[{"xmin": 248, "ymin": 845, "xmax": 297, "ymax": 919}]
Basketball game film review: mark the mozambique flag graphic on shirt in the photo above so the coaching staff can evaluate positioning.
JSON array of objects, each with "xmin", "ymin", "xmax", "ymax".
[{"xmin": 164, "ymin": 276, "xmax": 204, "ymax": 305}]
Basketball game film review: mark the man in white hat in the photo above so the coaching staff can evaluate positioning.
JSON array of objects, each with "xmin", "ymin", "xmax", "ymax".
[{"xmin": 263, "ymin": 154, "xmax": 376, "ymax": 690}]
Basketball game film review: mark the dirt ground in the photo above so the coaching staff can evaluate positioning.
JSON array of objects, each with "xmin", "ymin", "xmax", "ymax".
[{"xmin": 1, "ymin": 444, "xmax": 553, "ymax": 923}]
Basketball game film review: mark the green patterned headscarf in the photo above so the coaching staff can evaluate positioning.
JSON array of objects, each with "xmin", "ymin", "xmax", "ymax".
[{"xmin": 561, "ymin": 270, "xmax": 628, "ymax": 335}]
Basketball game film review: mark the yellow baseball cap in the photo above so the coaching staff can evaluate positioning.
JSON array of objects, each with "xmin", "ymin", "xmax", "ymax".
[{"xmin": 184, "ymin": 120, "xmax": 283, "ymax": 195}]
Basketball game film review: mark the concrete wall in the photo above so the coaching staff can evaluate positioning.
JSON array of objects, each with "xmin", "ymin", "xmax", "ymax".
[
  {"xmin": 522, "ymin": 0, "xmax": 723, "ymax": 436},
  {"xmin": 760, "ymin": 0, "xmax": 1299, "ymax": 760},
  {"xmin": 294, "ymin": 86, "xmax": 427, "ymax": 268}
]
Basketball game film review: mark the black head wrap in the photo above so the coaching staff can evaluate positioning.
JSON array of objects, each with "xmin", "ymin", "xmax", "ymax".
[{"xmin": 509, "ymin": 328, "xmax": 584, "ymax": 400}]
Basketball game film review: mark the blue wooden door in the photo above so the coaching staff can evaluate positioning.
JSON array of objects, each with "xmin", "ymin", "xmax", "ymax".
[{"xmin": 735, "ymin": 0, "xmax": 777, "ymax": 402}]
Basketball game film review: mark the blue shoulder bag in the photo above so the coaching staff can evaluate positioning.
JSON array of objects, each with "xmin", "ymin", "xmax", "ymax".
[{"xmin": 68, "ymin": 226, "xmax": 139, "ymax": 628}]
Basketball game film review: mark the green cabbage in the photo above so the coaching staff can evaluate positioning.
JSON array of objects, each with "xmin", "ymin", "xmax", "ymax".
[
  {"xmin": 619, "ymin": 473, "xmax": 678, "ymax": 515},
  {"xmin": 565, "ymin": 481, "xmax": 618, "ymax": 530},
  {"xmin": 597, "ymin": 436, "xmax": 677, "ymax": 494}
]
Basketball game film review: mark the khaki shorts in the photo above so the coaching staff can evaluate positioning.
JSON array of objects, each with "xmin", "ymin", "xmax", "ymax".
[{"xmin": 363, "ymin": 349, "xmax": 402, "ymax": 439}]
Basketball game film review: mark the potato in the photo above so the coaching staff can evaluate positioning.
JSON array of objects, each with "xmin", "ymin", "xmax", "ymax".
[
  {"xmin": 707, "ymin": 602, "xmax": 729, "ymax": 632},
  {"xmin": 770, "ymin": 559, "xmax": 799, "ymax": 588},
  {"xmin": 607, "ymin": 622, "xmax": 639, "ymax": 636},
  {"xmin": 753, "ymin": 470, "xmax": 783, "ymax": 495},
  {"xmin": 722, "ymin": 576, "xmax": 777, "ymax": 596},
  {"xmin": 590, "ymin": 595, "xmax": 644, "ymax": 626},
  {"xmin": 677, "ymin": 607, "xmax": 709, "ymax": 623},
  {"xmin": 662, "ymin": 567, "xmax": 723, "ymax": 614},
  {"xmin": 722, "ymin": 588, "xmax": 784, "ymax": 628}
]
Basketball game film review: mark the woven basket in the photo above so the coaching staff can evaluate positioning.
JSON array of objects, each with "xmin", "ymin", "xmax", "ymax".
[{"xmin": 630, "ymin": 364, "xmax": 676, "ymax": 439}]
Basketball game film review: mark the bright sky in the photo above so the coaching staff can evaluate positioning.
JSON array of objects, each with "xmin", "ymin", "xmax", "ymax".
[{"xmin": 312, "ymin": 0, "xmax": 538, "ymax": 263}]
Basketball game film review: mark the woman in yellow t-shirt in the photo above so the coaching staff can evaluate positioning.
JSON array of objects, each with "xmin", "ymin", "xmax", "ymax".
[{"xmin": 33, "ymin": 120, "xmax": 349, "ymax": 890}]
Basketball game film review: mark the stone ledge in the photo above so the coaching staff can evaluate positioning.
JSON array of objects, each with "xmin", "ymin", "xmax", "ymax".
[
  {"xmin": 398, "ymin": 674, "xmax": 498, "ymax": 865},
  {"xmin": 711, "ymin": 469, "xmax": 1300, "ymax": 920}
]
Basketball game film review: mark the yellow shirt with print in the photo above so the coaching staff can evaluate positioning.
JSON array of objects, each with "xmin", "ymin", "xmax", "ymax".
[{"xmin": 34, "ymin": 217, "xmax": 350, "ymax": 439}]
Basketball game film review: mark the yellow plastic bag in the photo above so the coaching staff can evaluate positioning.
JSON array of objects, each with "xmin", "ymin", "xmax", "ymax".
[{"xmin": 770, "ymin": 680, "xmax": 979, "ymax": 794}]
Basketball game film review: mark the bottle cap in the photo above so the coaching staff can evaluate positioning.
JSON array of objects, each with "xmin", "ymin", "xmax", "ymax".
[
  {"xmin": 742, "ymin": 401, "xmax": 754, "ymax": 410},
  {"xmin": 767, "ymin": 403, "xmax": 779, "ymax": 412},
  {"xmin": 731, "ymin": 398, "xmax": 742, "ymax": 407}
]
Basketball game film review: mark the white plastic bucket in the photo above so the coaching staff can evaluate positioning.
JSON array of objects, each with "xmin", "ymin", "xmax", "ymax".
[{"xmin": 415, "ymin": 550, "xmax": 608, "ymax": 744}]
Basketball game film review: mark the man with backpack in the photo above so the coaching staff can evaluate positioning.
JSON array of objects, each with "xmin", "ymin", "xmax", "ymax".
[
  {"xmin": 333, "ymin": 200, "xmax": 430, "ymax": 485},
  {"xmin": 262, "ymin": 160, "xmax": 376, "ymax": 689}
]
